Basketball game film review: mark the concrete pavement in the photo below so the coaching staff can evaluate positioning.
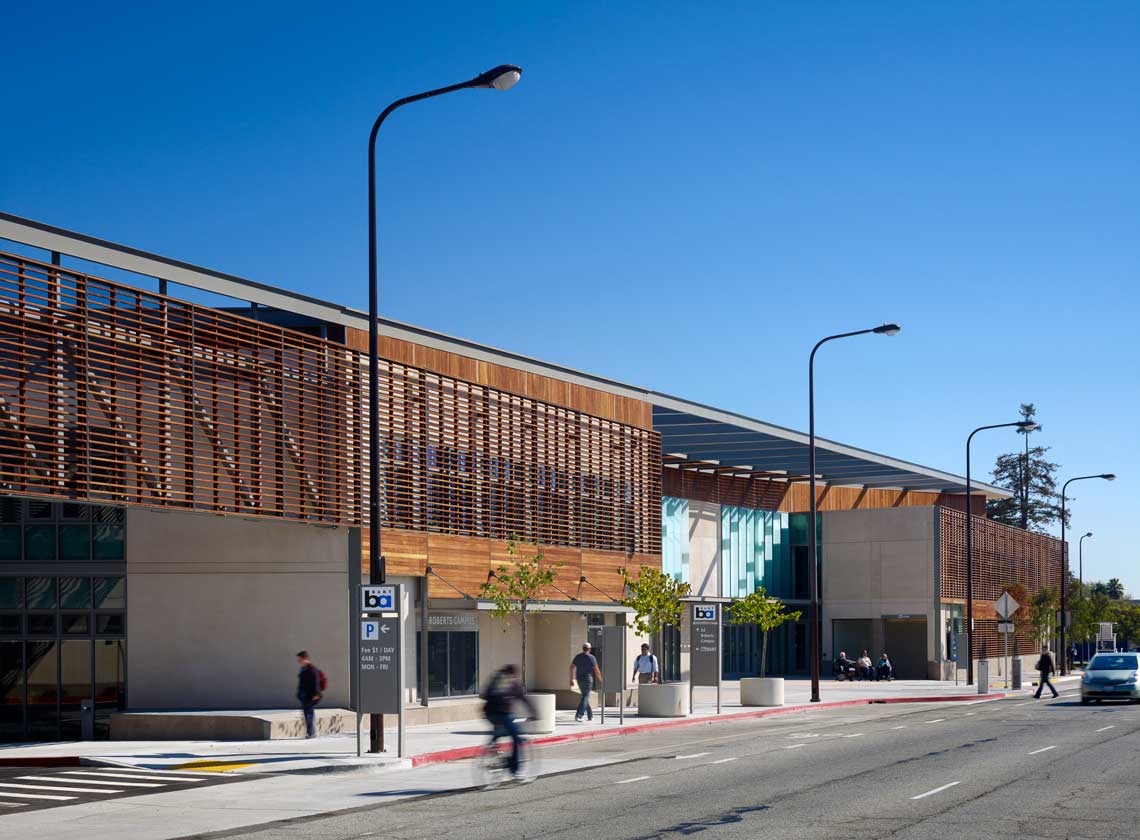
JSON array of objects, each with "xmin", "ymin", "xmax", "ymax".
[{"xmin": 0, "ymin": 677, "xmax": 1037, "ymax": 775}]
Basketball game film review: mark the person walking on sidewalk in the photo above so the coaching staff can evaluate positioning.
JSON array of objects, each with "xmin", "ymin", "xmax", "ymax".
[
  {"xmin": 569, "ymin": 642, "xmax": 603, "ymax": 721},
  {"xmin": 1034, "ymin": 645, "xmax": 1059, "ymax": 699},
  {"xmin": 296, "ymin": 650, "xmax": 323, "ymax": 738}
]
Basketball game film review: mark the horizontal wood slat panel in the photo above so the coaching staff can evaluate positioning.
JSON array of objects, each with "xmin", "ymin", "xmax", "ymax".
[{"xmin": 0, "ymin": 252, "xmax": 660, "ymax": 560}]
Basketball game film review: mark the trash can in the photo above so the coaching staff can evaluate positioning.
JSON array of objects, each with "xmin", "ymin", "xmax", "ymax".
[
  {"xmin": 1011, "ymin": 658, "xmax": 1022, "ymax": 690},
  {"xmin": 81, "ymin": 699, "xmax": 95, "ymax": 741}
]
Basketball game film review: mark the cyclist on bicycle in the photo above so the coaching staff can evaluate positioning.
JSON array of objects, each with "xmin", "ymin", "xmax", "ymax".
[{"xmin": 481, "ymin": 664, "xmax": 537, "ymax": 782}]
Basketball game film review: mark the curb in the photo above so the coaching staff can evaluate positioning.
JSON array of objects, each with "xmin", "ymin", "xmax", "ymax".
[{"xmin": 409, "ymin": 691, "xmax": 1009, "ymax": 768}]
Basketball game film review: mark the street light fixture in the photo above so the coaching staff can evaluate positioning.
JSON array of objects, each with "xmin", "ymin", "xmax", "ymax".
[
  {"xmin": 1078, "ymin": 531, "xmax": 1093, "ymax": 596},
  {"xmin": 963, "ymin": 419, "xmax": 1038, "ymax": 685},
  {"xmin": 807, "ymin": 323, "xmax": 900, "ymax": 703},
  {"xmin": 365, "ymin": 64, "xmax": 522, "ymax": 752},
  {"xmin": 1059, "ymin": 474, "xmax": 1115, "ymax": 674}
]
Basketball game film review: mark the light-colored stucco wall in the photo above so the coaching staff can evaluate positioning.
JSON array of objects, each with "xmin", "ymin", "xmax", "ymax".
[
  {"xmin": 127, "ymin": 508, "xmax": 355, "ymax": 710},
  {"xmin": 688, "ymin": 501, "xmax": 721, "ymax": 598},
  {"xmin": 821, "ymin": 507, "xmax": 938, "ymax": 671}
]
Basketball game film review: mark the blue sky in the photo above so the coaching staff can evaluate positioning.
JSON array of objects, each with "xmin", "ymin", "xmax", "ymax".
[{"xmin": 2, "ymin": 3, "xmax": 1137, "ymax": 590}]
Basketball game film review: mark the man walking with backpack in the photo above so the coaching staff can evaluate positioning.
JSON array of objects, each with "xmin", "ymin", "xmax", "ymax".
[
  {"xmin": 1034, "ymin": 645, "xmax": 1059, "ymax": 699},
  {"xmin": 296, "ymin": 650, "xmax": 324, "ymax": 738}
]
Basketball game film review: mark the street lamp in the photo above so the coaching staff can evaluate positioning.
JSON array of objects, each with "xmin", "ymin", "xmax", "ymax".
[
  {"xmin": 964, "ymin": 420, "xmax": 1038, "ymax": 685},
  {"xmin": 1078, "ymin": 532, "xmax": 1093, "ymax": 597},
  {"xmin": 807, "ymin": 323, "xmax": 900, "ymax": 703},
  {"xmin": 1059, "ymin": 474, "xmax": 1115, "ymax": 674},
  {"xmin": 365, "ymin": 64, "xmax": 522, "ymax": 752}
]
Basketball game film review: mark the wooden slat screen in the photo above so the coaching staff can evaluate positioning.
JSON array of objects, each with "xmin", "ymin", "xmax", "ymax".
[
  {"xmin": 939, "ymin": 507, "xmax": 1063, "ymax": 659},
  {"xmin": 0, "ymin": 251, "xmax": 662, "ymax": 556}
]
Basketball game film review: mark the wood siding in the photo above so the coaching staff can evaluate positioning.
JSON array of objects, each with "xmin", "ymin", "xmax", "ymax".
[
  {"xmin": 662, "ymin": 469, "xmax": 981, "ymax": 514},
  {"xmin": 345, "ymin": 328, "xmax": 654, "ymax": 430}
]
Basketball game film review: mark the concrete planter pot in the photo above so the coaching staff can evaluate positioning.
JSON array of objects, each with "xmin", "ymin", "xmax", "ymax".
[
  {"xmin": 520, "ymin": 692, "xmax": 556, "ymax": 734},
  {"xmin": 740, "ymin": 677, "xmax": 784, "ymax": 707},
  {"xmin": 637, "ymin": 682, "xmax": 690, "ymax": 717}
]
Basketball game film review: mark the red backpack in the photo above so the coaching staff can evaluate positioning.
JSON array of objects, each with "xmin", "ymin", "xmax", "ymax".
[{"xmin": 317, "ymin": 668, "xmax": 328, "ymax": 693}]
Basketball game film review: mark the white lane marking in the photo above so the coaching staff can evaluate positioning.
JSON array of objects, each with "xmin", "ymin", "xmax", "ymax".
[
  {"xmin": 926, "ymin": 719, "xmax": 946, "ymax": 724},
  {"xmin": 0, "ymin": 791, "xmax": 75, "ymax": 801},
  {"xmin": 106, "ymin": 769, "xmax": 211, "ymax": 780},
  {"xmin": 1014, "ymin": 702, "xmax": 1033, "ymax": 707},
  {"xmin": 25, "ymin": 775, "xmax": 161, "ymax": 788},
  {"xmin": 0, "ymin": 782, "xmax": 124, "ymax": 794},
  {"xmin": 1096, "ymin": 726, "xmax": 1116, "ymax": 733},
  {"xmin": 890, "ymin": 725, "xmax": 907, "ymax": 730},
  {"xmin": 617, "ymin": 776, "xmax": 651, "ymax": 784},
  {"xmin": 963, "ymin": 712, "xmax": 976, "ymax": 716},
  {"xmin": 911, "ymin": 781, "xmax": 961, "ymax": 800},
  {"xmin": 675, "ymin": 752, "xmax": 710, "ymax": 760},
  {"xmin": 1027, "ymin": 745, "xmax": 1057, "ymax": 756},
  {"xmin": 62, "ymin": 771, "xmax": 187, "ymax": 783},
  {"xmin": 710, "ymin": 757, "xmax": 737, "ymax": 764},
  {"xmin": 783, "ymin": 744, "xmax": 808, "ymax": 749},
  {"xmin": 843, "ymin": 733, "xmax": 864, "ymax": 738}
]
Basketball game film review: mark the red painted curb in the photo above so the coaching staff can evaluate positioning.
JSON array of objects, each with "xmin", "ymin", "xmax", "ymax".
[
  {"xmin": 0, "ymin": 756, "xmax": 83, "ymax": 767},
  {"xmin": 409, "ymin": 691, "xmax": 1007, "ymax": 768}
]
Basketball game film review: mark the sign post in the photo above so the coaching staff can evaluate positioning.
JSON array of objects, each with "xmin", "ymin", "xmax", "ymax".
[
  {"xmin": 357, "ymin": 584, "xmax": 403, "ymax": 758},
  {"xmin": 588, "ymin": 624, "xmax": 626, "ymax": 725},
  {"xmin": 690, "ymin": 603, "xmax": 722, "ymax": 715},
  {"xmin": 995, "ymin": 594, "xmax": 1019, "ymax": 691}
]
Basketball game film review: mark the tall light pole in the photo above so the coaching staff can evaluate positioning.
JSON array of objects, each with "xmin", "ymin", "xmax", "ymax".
[
  {"xmin": 1078, "ymin": 530, "xmax": 1093, "ymax": 664},
  {"xmin": 964, "ymin": 420, "xmax": 1038, "ymax": 685},
  {"xmin": 807, "ymin": 323, "xmax": 900, "ymax": 703},
  {"xmin": 366, "ymin": 64, "xmax": 521, "ymax": 752},
  {"xmin": 1059, "ymin": 474, "xmax": 1115, "ymax": 675}
]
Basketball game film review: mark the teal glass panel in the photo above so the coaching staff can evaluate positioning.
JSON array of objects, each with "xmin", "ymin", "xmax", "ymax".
[
  {"xmin": 0, "ymin": 577, "xmax": 21, "ymax": 609},
  {"xmin": 0, "ymin": 526, "xmax": 18, "ymax": 562},
  {"xmin": 93, "ymin": 577, "xmax": 125, "ymax": 610},
  {"xmin": 92, "ymin": 524, "xmax": 124, "ymax": 560},
  {"xmin": 25, "ymin": 525, "xmax": 56, "ymax": 561},
  {"xmin": 27, "ymin": 577, "xmax": 56, "ymax": 609},
  {"xmin": 661, "ymin": 497, "xmax": 690, "ymax": 583},
  {"xmin": 59, "ymin": 578, "xmax": 91, "ymax": 609},
  {"xmin": 721, "ymin": 506, "xmax": 790, "ymax": 598},
  {"xmin": 60, "ymin": 525, "xmax": 90, "ymax": 561}
]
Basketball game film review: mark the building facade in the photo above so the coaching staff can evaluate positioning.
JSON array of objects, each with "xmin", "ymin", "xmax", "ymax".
[{"xmin": 0, "ymin": 213, "xmax": 1063, "ymax": 740}]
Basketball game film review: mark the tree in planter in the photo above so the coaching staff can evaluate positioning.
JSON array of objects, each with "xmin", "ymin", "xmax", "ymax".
[
  {"xmin": 479, "ymin": 537, "xmax": 559, "ymax": 690},
  {"xmin": 619, "ymin": 567, "xmax": 691, "ymax": 669},
  {"xmin": 727, "ymin": 587, "xmax": 801, "ymax": 678}
]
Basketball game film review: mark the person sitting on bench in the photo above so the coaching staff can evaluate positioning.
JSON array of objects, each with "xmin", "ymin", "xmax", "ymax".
[
  {"xmin": 876, "ymin": 653, "xmax": 893, "ymax": 681},
  {"xmin": 833, "ymin": 651, "xmax": 858, "ymax": 680}
]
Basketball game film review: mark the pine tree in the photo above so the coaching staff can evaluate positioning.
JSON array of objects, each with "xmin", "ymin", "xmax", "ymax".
[{"xmin": 986, "ymin": 403, "xmax": 1067, "ymax": 532}]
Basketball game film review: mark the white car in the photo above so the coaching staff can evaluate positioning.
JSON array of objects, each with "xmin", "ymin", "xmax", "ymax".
[{"xmin": 1081, "ymin": 652, "xmax": 1140, "ymax": 704}]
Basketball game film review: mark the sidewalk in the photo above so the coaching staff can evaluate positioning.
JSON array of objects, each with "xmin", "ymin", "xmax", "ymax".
[{"xmin": 0, "ymin": 676, "xmax": 1079, "ymax": 775}]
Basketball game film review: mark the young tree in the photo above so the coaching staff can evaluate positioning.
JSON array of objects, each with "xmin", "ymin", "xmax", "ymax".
[
  {"xmin": 986, "ymin": 404, "xmax": 1066, "ymax": 532},
  {"xmin": 1028, "ymin": 585, "xmax": 1059, "ymax": 647},
  {"xmin": 479, "ymin": 536, "xmax": 559, "ymax": 689},
  {"xmin": 727, "ymin": 586, "xmax": 801, "ymax": 678},
  {"xmin": 619, "ymin": 566, "xmax": 691, "ymax": 639}
]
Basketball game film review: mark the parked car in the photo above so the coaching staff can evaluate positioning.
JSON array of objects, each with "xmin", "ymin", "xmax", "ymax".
[{"xmin": 1081, "ymin": 652, "xmax": 1140, "ymax": 704}]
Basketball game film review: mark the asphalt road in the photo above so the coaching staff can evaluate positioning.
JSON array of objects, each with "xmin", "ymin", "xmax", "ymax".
[{"xmin": 196, "ymin": 690, "xmax": 1140, "ymax": 840}]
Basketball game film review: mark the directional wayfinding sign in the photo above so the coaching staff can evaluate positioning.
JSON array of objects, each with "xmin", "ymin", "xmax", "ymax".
[
  {"xmin": 994, "ymin": 592, "xmax": 1019, "ymax": 620},
  {"xmin": 356, "ymin": 584, "xmax": 403, "ymax": 757},
  {"xmin": 690, "ymin": 603, "xmax": 722, "ymax": 714}
]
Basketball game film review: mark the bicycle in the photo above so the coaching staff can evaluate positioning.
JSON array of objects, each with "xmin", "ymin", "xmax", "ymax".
[{"xmin": 473, "ymin": 716, "xmax": 534, "ymax": 789}]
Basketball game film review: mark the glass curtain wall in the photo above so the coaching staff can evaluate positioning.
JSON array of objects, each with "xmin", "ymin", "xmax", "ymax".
[{"xmin": 661, "ymin": 497, "xmax": 690, "ymax": 583}]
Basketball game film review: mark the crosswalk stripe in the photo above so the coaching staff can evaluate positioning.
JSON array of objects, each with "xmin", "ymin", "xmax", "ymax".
[
  {"xmin": 94, "ymin": 767, "xmax": 211, "ymax": 780},
  {"xmin": 0, "ymin": 782, "xmax": 125, "ymax": 794},
  {"xmin": 22, "ymin": 775, "xmax": 162, "ymax": 788},
  {"xmin": 0, "ymin": 791, "xmax": 75, "ymax": 801},
  {"xmin": 62, "ymin": 771, "xmax": 188, "ymax": 784}
]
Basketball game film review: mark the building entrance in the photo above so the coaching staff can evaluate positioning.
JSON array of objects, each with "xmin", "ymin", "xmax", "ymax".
[{"xmin": 420, "ymin": 630, "xmax": 478, "ymax": 698}]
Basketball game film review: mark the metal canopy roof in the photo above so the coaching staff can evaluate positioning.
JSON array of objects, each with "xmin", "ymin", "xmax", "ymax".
[{"xmin": 651, "ymin": 394, "xmax": 1010, "ymax": 498}]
